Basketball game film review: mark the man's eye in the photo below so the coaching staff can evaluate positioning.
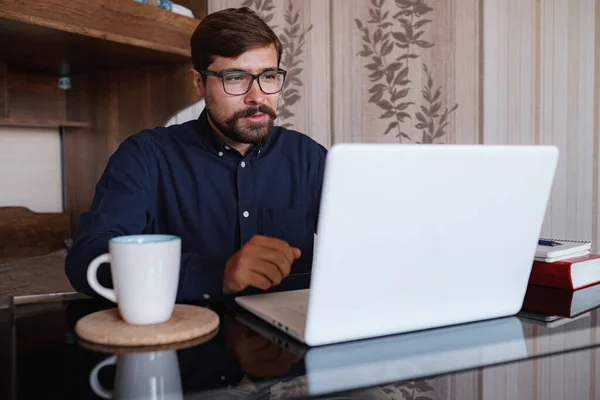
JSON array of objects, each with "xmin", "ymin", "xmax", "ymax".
[
  {"xmin": 261, "ymin": 73, "xmax": 277, "ymax": 80},
  {"xmin": 225, "ymin": 74, "xmax": 246, "ymax": 82}
]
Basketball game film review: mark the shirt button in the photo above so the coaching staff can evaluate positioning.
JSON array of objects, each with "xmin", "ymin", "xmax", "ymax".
[
  {"xmin": 243, "ymin": 211, "xmax": 249, "ymax": 218},
  {"xmin": 240, "ymin": 161, "xmax": 246, "ymax": 168},
  {"xmin": 224, "ymin": 146, "xmax": 230, "ymax": 150},
  {"xmin": 218, "ymin": 151, "xmax": 223, "ymax": 157},
  {"xmin": 203, "ymin": 294, "xmax": 210, "ymax": 300}
]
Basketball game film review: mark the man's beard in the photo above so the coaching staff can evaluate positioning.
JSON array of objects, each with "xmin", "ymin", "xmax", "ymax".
[{"xmin": 205, "ymin": 99, "xmax": 277, "ymax": 146}]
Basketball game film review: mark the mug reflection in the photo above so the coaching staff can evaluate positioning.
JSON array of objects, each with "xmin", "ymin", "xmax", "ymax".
[{"xmin": 89, "ymin": 350, "xmax": 182, "ymax": 400}]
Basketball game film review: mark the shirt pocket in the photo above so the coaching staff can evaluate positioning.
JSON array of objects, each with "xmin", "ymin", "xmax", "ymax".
[{"xmin": 261, "ymin": 206, "xmax": 314, "ymax": 254}]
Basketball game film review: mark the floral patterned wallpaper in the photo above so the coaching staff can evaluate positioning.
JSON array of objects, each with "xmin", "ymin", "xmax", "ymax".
[
  {"xmin": 240, "ymin": 0, "xmax": 313, "ymax": 129},
  {"xmin": 355, "ymin": 0, "xmax": 458, "ymax": 143}
]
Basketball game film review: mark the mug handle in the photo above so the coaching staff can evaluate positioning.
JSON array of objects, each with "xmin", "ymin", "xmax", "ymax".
[
  {"xmin": 89, "ymin": 355, "xmax": 116, "ymax": 399},
  {"xmin": 87, "ymin": 253, "xmax": 117, "ymax": 303}
]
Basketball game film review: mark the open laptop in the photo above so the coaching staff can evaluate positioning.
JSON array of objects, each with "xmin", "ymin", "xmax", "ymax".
[{"xmin": 236, "ymin": 143, "xmax": 559, "ymax": 346}]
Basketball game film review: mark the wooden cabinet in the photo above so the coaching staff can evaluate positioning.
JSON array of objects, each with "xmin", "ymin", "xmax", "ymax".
[{"xmin": 0, "ymin": 0, "xmax": 206, "ymax": 233}]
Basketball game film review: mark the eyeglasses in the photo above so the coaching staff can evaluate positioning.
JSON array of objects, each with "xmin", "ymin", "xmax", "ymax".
[{"xmin": 199, "ymin": 69, "xmax": 287, "ymax": 96}]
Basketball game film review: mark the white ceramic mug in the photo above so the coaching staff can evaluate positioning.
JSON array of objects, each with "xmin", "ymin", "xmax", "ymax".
[
  {"xmin": 90, "ymin": 350, "xmax": 183, "ymax": 400},
  {"xmin": 87, "ymin": 234, "xmax": 181, "ymax": 325}
]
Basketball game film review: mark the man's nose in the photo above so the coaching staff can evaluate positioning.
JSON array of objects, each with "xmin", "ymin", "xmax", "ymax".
[{"xmin": 244, "ymin": 78, "xmax": 265, "ymax": 105}]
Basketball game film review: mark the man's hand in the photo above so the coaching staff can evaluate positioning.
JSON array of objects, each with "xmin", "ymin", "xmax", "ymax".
[{"xmin": 223, "ymin": 235, "xmax": 301, "ymax": 294}]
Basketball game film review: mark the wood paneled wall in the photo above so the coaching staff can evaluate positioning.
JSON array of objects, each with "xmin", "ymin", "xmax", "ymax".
[
  {"xmin": 63, "ymin": 63, "xmax": 199, "ymax": 233},
  {"xmin": 484, "ymin": 0, "xmax": 599, "ymax": 250},
  {"xmin": 0, "ymin": 63, "xmax": 7, "ymax": 118}
]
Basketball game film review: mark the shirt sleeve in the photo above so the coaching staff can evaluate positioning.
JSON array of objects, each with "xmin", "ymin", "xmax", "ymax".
[
  {"xmin": 177, "ymin": 253, "xmax": 230, "ymax": 302},
  {"xmin": 64, "ymin": 136, "xmax": 227, "ymax": 302},
  {"xmin": 314, "ymin": 143, "xmax": 328, "ymax": 234},
  {"xmin": 65, "ymin": 136, "xmax": 152, "ymax": 297}
]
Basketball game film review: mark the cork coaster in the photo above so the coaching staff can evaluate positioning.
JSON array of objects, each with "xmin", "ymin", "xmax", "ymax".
[
  {"xmin": 75, "ymin": 304, "xmax": 220, "ymax": 347},
  {"xmin": 77, "ymin": 328, "xmax": 219, "ymax": 354}
]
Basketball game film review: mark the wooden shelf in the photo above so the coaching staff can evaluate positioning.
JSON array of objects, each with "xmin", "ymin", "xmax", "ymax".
[
  {"xmin": 0, "ymin": 0, "xmax": 205, "ymax": 234},
  {"xmin": 0, "ymin": 118, "xmax": 90, "ymax": 129},
  {"xmin": 0, "ymin": 0, "xmax": 201, "ymax": 74}
]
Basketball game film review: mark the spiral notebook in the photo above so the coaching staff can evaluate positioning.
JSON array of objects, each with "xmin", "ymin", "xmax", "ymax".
[{"xmin": 535, "ymin": 238, "xmax": 592, "ymax": 262}]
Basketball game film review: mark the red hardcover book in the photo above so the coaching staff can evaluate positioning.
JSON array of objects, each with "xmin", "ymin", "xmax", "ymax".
[
  {"xmin": 521, "ymin": 283, "xmax": 600, "ymax": 318},
  {"xmin": 529, "ymin": 254, "xmax": 600, "ymax": 290}
]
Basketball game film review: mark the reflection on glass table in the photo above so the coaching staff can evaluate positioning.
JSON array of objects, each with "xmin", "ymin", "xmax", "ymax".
[{"xmin": 8, "ymin": 286, "xmax": 600, "ymax": 400}]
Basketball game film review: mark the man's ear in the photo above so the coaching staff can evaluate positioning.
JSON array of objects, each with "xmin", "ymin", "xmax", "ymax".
[{"xmin": 191, "ymin": 68, "xmax": 204, "ymax": 97}]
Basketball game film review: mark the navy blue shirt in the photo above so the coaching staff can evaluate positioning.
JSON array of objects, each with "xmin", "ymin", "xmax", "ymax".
[{"xmin": 65, "ymin": 109, "xmax": 327, "ymax": 301}]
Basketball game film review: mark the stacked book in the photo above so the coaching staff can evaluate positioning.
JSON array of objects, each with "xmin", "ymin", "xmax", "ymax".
[
  {"xmin": 529, "ymin": 238, "xmax": 599, "ymax": 290},
  {"xmin": 521, "ymin": 238, "xmax": 600, "ymax": 320}
]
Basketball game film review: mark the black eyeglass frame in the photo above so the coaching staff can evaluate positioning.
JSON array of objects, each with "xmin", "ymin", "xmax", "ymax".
[{"xmin": 199, "ymin": 69, "xmax": 288, "ymax": 96}]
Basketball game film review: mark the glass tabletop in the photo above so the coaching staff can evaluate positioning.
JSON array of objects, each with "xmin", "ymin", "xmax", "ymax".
[{"xmin": 3, "ymin": 289, "xmax": 600, "ymax": 400}]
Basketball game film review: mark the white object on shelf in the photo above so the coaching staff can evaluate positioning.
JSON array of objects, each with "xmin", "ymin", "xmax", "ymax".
[
  {"xmin": 172, "ymin": 3, "xmax": 194, "ymax": 18},
  {"xmin": 164, "ymin": 99, "xmax": 205, "ymax": 127}
]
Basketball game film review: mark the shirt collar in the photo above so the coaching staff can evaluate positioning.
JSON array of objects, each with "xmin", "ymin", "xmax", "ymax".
[{"xmin": 195, "ymin": 108, "xmax": 274, "ymax": 157}]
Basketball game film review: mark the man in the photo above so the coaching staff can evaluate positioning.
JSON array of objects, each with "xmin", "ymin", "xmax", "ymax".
[{"xmin": 65, "ymin": 7, "xmax": 327, "ymax": 302}]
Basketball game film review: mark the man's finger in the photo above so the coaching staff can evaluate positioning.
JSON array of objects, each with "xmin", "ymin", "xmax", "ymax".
[
  {"xmin": 253, "ymin": 236, "xmax": 295, "ymax": 265},
  {"xmin": 254, "ymin": 249, "xmax": 292, "ymax": 278},
  {"xmin": 291, "ymin": 247, "xmax": 301, "ymax": 259},
  {"xmin": 247, "ymin": 271, "xmax": 272, "ymax": 291},
  {"xmin": 249, "ymin": 260, "xmax": 284, "ymax": 286}
]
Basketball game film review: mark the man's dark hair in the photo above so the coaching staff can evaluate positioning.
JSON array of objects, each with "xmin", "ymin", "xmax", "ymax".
[{"xmin": 190, "ymin": 7, "xmax": 283, "ymax": 74}]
